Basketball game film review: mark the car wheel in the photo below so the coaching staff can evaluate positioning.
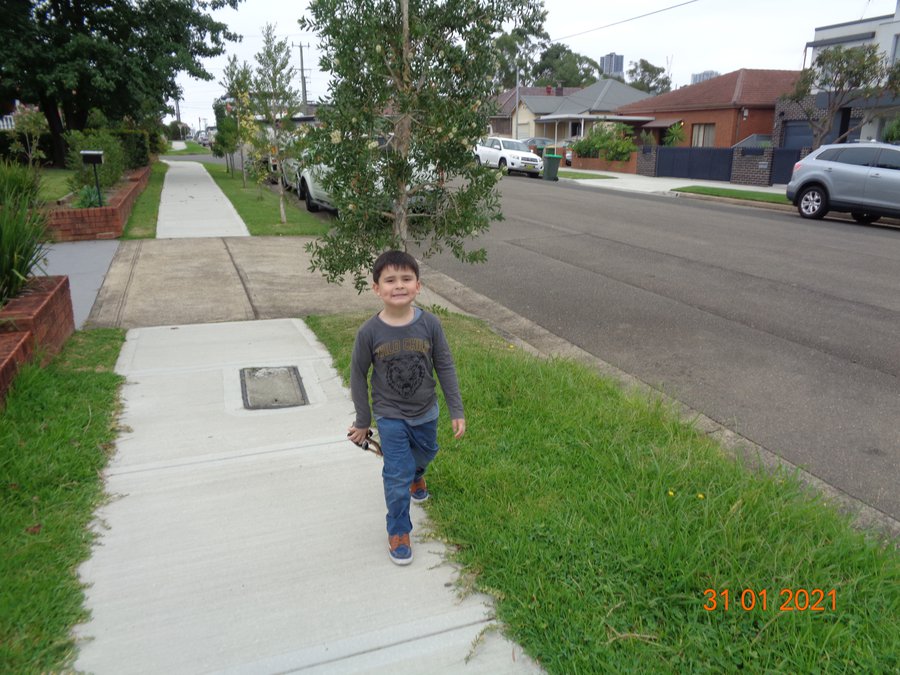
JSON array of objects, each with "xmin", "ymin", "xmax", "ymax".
[
  {"xmin": 474, "ymin": 156, "xmax": 482, "ymax": 166},
  {"xmin": 851, "ymin": 212, "xmax": 881, "ymax": 224},
  {"xmin": 797, "ymin": 185, "xmax": 828, "ymax": 219},
  {"xmin": 528, "ymin": 172, "xmax": 540, "ymax": 178},
  {"xmin": 498, "ymin": 158, "xmax": 507, "ymax": 174},
  {"xmin": 302, "ymin": 180, "xmax": 319, "ymax": 212}
]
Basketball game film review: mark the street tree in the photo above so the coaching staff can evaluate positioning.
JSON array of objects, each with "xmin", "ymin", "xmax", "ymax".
[
  {"xmin": 786, "ymin": 44, "xmax": 900, "ymax": 148},
  {"xmin": 252, "ymin": 24, "xmax": 302, "ymax": 224},
  {"xmin": 0, "ymin": 0, "xmax": 243, "ymax": 166},
  {"xmin": 627, "ymin": 59, "xmax": 672, "ymax": 95},
  {"xmin": 299, "ymin": 0, "xmax": 544, "ymax": 291},
  {"xmin": 494, "ymin": 26, "xmax": 549, "ymax": 90},
  {"xmin": 219, "ymin": 55, "xmax": 255, "ymax": 187},
  {"xmin": 531, "ymin": 44, "xmax": 601, "ymax": 88}
]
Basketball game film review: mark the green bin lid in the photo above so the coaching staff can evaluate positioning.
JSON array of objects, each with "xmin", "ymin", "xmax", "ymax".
[{"xmin": 545, "ymin": 154, "xmax": 562, "ymax": 159}]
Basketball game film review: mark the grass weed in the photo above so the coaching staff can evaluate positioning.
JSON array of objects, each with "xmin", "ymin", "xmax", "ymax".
[
  {"xmin": 559, "ymin": 170, "xmax": 618, "ymax": 180},
  {"xmin": 307, "ymin": 311, "xmax": 899, "ymax": 673},
  {"xmin": 122, "ymin": 161, "xmax": 168, "ymax": 239},
  {"xmin": 200, "ymin": 162, "xmax": 329, "ymax": 237},
  {"xmin": 0, "ymin": 329, "xmax": 125, "ymax": 672}
]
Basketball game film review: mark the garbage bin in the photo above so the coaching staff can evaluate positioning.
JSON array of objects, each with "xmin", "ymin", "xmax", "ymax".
[{"xmin": 543, "ymin": 153, "xmax": 561, "ymax": 181}]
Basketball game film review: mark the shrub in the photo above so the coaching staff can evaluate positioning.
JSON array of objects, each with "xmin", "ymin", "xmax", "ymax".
[
  {"xmin": 883, "ymin": 117, "xmax": 900, "ymax": 144},
  {"xmin": 664, "ymin": 123, "xmax": 686, "ymax": 146},
  {"xmin": 0, "ymin": 159, "xmax": 41, "ymax": 207},
  {"xmin": 115, "ymin": 130, "xmax": 150, "ymax": 169},
  {"xmin": 571, "ymin": 123, "xmax": 637, "ymax": 161},
  {"xmin": 65, "ymin": 130, "xmax": 125, "ymax": 191},
  {"xmin": 0, "ymin": 175, "xmax": 48, "ymax": 305},
  {"xmin": 73, "ymin": 185, "xmax": 102, "ymax": 208}
]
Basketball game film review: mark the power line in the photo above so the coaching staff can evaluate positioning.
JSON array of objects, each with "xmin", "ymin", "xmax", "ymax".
[{"xmin": 551, "ymin": 0, "xmax": 701, "ymax": 42}]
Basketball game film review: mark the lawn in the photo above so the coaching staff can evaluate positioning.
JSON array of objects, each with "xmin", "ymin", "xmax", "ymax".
[
  {"xmin": 307, "ymin": 311, "xmax": 900, "ymax": 673},
  {"xmin": 0, "ymin": 329, "xmax": 126, "ymax": 672},
  {"xmin": 38, "ymin": 167, "xmax": 75, "ymax": 203},
  {"xmin": 200, "ymin": 161, "xmax": 329, "ymax": 236},
  {"xmin": 122, "ymin": 161, "xmax": 168, "ymax": 239},
  {"xmin": 164, "ymin": 140, "xmax": 210, "ymax": 155},
  {"xmin": 674, "ymin": 186, "xmax": 792, "ymax": 205},
  {"xmin": 559, "ymin": 170, "xmax": 618, "ymax": 180}
]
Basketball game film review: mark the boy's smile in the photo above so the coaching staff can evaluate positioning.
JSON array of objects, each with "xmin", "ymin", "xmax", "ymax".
[{"xmin": 373, "ymin": 265, "xmax": 421, "ymax": 314}]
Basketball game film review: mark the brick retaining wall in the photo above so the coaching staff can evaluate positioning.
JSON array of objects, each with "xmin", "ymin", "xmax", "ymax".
[
  {"xmin": 0, "ymin": 275, "xmax": 75, "ymax": 405},
  {"xmin": 572, "ymin": 151, "xmax": 638, "ymax": 173},
  {"xmin": 47, "ymin": 165, "xmax": 151, "ymax": 242}
]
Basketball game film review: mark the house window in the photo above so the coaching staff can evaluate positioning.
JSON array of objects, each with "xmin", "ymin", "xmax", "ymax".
[
  {"xmin": 893, "ymin": 34, "xmax": 900, "ymax": 65},
  {"xmin": 691, "ymin": 124, "xmax": 716, "ymax": 147}
]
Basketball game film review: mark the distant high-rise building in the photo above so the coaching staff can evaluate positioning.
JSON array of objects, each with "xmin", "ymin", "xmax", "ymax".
[
  {"xmin": 691, "ymin": 70, "xmax": 721, "ymax": 84},
  {"xmin": 599, "ymin": 52, "xmax": 625, "ymax": 79}
]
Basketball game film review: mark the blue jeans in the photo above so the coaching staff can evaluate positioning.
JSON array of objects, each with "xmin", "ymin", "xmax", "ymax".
[{"xmin": 376, "ymin": 416, "xmax": 439, "ymax": 536}]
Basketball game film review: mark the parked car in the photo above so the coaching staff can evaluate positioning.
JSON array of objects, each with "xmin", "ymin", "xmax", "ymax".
[
  {"xmin": 297, "ymin": 161, "xmax": 334, "ymax": 212},
  {"xmin": 786, "ymin": 141, "xmax": 900, "ymax": 223},
  {"xmin": 474, "ymin": 137, "xmax": 543, "ymax": 177},
  {"xmin": 280, "ymin": 157, "xmax": 300, "ymax": 192}
]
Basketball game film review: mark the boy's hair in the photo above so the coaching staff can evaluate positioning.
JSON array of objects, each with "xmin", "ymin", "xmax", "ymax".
[{"xmin": 373, "ymin": 250, "xmax": 419, "ymax": 283}]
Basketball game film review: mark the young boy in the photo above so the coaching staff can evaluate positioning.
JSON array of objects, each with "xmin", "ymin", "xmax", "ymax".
[{"xmin": 348, "ymin": 250, "xmax": 465, "ymax": 566}]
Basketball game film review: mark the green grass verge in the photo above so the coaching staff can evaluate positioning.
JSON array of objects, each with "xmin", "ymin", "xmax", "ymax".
[
  {"xmin": 164, "ymin": 140, "xmax": 210, "ymax": 155},
  {"xmin": 38, "ymin": 168, "xmax": 75, "ymax": 203},
  {"xmin": 559, "ymin": 170, "xmax": 617, "ymax": 180},
  {"xmin": 200, "ymin": 161, "xmax": 329, "ymax": 236},
  {"xmin": 122, "ymin": 161, "xmax": 168, "ymax": 239},
  {"xmin": 674, "ymin": 186, "xmax": 792, "ymax": 205},
  {"xmin": 0, "ymin": 329, "xmax": 126, "ymax": 672},
  {"xmin": 307, "ymin": 311, "xmax": 900, "ymax": 673}
]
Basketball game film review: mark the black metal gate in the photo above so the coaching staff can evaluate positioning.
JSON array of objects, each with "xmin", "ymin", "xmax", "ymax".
[
  {"xmin": 771, "ymin": 149, "xmax": 801, "ymax": 184},
  {"xmin": 657, "ymin": 147, "xmax": 733, "ymax": 181}
]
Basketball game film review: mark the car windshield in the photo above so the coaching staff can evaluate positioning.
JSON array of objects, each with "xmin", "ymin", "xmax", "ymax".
[{"xmin": 501, "ymin": 139, "xmax": 530, "ymax": 152}]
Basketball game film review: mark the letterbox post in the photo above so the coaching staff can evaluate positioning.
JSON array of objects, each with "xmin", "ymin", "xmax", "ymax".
[{"xmin": 79, "ymin": 150, "xmax": 105, "ymax": 207}]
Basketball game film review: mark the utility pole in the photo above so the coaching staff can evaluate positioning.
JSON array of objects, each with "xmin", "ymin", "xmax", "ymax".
[{"xmin": 293, "ymin": 42, "xmax": 310, "ymax": 114}]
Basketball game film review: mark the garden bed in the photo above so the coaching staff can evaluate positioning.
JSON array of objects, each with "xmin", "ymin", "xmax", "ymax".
[
  {"xmin": 47, "ymin": 165, "xmax": 151, "ymax": 241},
  {"xmin": 0, "ymin": 275, "xmax": 74, "ymax": 404}
]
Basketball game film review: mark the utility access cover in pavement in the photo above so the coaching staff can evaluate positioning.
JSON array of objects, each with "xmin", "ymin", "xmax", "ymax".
[{"xmin": 240, "ymin": 366, "xmax": 308, "ymax": 409}]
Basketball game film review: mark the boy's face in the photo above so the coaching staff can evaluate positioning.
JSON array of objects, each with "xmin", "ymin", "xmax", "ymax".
[{"xmin": 372, "ymin": 264, "xmax": 421, "ymax": 310}]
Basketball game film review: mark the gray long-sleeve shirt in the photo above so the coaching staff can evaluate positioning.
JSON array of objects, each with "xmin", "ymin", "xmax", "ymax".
[{"xmin": 350, "ymin": 310, "xmax": 464, "ymax": 428}]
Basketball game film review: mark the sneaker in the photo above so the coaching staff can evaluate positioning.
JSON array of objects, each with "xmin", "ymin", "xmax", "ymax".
[
  {"xmin": 388, "ymin": 533, "xmax": 413, "ymax": 565},
  {"xmin": 410, "ymin": 477, "xmax": 429, "ymax": 503}
]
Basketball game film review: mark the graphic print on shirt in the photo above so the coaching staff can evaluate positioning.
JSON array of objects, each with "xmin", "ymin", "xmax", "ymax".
[{"xmin": 384, "ymin": 352, "xmax": 428, "ymax": 399}]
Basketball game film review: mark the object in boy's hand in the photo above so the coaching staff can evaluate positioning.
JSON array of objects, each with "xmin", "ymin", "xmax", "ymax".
[{"xmin": 348, "ymin": 429, "xmax": 382, "ymax": 457}]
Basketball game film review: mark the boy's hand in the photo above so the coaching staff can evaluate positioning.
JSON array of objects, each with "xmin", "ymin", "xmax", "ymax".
[
  {"xmin": 347, "ymin": 425, "xmax": 370, "ymax": 445},
  {"xmin": 452, "ymin": 418, "xmax": 466, "ymax": 439}
]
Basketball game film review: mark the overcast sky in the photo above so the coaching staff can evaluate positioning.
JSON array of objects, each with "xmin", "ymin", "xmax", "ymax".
[{"xmin": 169, "ymin": 0, "xmax": 899, "ymax": 129}]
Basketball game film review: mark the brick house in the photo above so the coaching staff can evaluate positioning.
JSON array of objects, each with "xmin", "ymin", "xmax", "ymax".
[{"xmin": 615, "ymin": 69, "xmax": 801, "ymax": 147}]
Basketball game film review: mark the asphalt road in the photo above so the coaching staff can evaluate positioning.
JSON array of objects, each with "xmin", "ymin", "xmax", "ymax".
[{"xmin": 420, "ymin": 176, "xmax": 900, "ymax": 524}]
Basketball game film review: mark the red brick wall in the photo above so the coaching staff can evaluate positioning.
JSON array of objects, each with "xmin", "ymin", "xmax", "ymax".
[
  {"xmin": 47, "ymin": 165, "xmax": 151, "ymax": 242},
  {"xmin": 0, "ymin": 332, "xmax": 33, "ymax": 406},
  {"xmin": 572, "ymin": 152, "xmax": 638, "ymax": 173},
  {"xmin": 0, "ymin": 276, "xmax": 75, "ymax": 363}
]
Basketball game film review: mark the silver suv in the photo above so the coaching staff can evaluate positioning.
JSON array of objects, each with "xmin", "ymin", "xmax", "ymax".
[{"xmin": 785, "ymin": 141, "xmax": 900, "ymax": 224}]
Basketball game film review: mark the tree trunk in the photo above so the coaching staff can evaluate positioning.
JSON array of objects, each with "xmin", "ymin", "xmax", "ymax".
[
  {"xmin": 40, "ymin": 98, "xmax": 67, "ymax": 167},
  {"xmin": 279, "ymin": 182, "xmax": 287, "ymax": 224},
  {"xmin": 394, "ymin": 0, "xmax": 411, "ymax": 246}
]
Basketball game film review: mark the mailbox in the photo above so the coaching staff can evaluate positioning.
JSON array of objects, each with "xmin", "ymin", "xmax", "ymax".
[{"xmin": 80, "ymin": 150, "xmax": 104, "ymax": 165}]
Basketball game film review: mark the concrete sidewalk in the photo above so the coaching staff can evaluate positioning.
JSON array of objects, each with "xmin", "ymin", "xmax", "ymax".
[
  {"xmin": 157, "ymin": 160, "xmax": 249, "ymax": 238},
  {"xmin": 72, "ymin": 158, "xmax": 542, "ymax": 672}
]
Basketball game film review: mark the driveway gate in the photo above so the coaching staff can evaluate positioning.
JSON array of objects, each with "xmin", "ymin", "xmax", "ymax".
[
  {"xmin": 772, "ymin": 149, "xmax": 801, "ymax": 185},
  {"xmin": 657, "ymin": 147, "xmax": 733, "ymax": 181}
]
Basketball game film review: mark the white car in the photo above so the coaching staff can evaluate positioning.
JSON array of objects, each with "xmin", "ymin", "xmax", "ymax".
[
  {"xmin": 297, "ymin": 162, "xmax": 334, "ymax": 212},
  {"xmin": 474, "ymin": 137, "xmax": 543, "ymax": 177}
]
